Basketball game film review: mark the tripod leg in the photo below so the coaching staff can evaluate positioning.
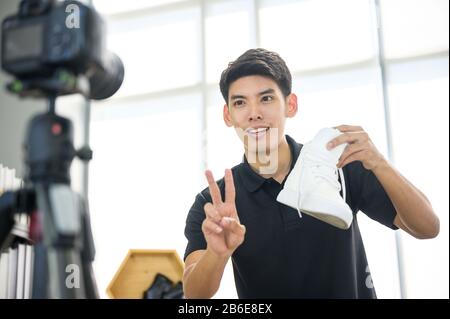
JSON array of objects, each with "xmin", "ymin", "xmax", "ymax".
[
  {"xmin": 31, "ymin": 243, "xmax": 48, "ymax": 298},
  {"xmin": 80, "ymin": 198, "xmax": 99, "ymax": 299},
  {"xmin": 34, "ymin": 184, "xmax": 87, "ymax": 298},
  {"xmin": 47, "ymin": 247, "xmax": 85, "ymax": 298},
  {"xmin": 82, "ymin": 262, "xmax": 99, "ymax": 299}
]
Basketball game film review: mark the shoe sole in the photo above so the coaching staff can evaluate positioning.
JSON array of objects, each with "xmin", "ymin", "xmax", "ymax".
[{"xmin": 299, "ymin": 192, "xmax": 353, "ymax": 230}]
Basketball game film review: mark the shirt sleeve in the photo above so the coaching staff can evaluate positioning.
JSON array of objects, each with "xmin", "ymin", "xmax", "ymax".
[
  {"xmin": 343, "ymin": 161, "xmax": 398, "ymax": 230},
  {"xmin": 183, "ymin": 189, "xmax": 209, "ymax": 261}
]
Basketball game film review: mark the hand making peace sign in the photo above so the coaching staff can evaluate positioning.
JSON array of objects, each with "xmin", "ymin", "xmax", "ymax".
[{"xmin": 202, "ymin": 169, "xmax": 246, "ymax": 258}]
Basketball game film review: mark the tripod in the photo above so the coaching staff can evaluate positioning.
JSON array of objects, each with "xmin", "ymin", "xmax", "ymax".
[{"xmin": 0, "ymin": 71, "xmax": 99, "ymax": 298}]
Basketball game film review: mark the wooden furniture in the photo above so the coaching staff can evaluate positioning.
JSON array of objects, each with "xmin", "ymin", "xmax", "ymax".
[{"xmin": 106, "ymin": 249, "xmax": 184, "ymax": 299}]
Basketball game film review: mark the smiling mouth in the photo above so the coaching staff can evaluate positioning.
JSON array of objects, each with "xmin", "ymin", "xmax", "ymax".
[{"xmin": 246, "ymin": 127, "xmax": 270, "ymax": 137}]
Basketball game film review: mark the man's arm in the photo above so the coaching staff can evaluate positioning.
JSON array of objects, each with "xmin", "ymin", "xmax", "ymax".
[
  {"xmin": 329, "ymin": 125, "xmax": 440, "ymax": 239},
  {"xmin": 183, "ymin": 170, "xmax": 246, "ymax": 299},
  {"xmin": 371, "ymin": 161, "xmax": 439, "ymax": 239},
  {"xmin": 183, "ymin": 249, "xmax": 229, "ymax": 299}
]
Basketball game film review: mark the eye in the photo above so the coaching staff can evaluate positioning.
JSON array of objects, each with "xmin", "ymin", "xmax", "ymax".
[
  {"xmin": 233, "ymin": 100, "xmax": 245, "ymax": 107},
  {"xmin": 262, "ymin": 95, "xmax": 274, "ymax": 103}
]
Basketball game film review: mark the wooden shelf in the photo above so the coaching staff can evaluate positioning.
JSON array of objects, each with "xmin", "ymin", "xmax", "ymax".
[{"xmin": 106, "ymin": 249, "xmax": 184, "ymax": 299}]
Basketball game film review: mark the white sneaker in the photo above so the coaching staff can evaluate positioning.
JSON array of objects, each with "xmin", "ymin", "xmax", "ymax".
[{"xmin": 277, "ymin": 128, "xmax": 353, "ymax": 230}]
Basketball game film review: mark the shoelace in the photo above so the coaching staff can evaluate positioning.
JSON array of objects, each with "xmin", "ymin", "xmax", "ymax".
[
  {"xmin": 303, "ymin": 147, "xmax": 341, "ymax": 192},
  {"xmin": 295, "ymin": 144, "xmax": 347, "ymax": 217}
]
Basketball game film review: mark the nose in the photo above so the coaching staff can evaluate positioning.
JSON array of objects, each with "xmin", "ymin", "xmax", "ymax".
[{"xmin": 248, "ymin": 103, "xmax": 263, "ymax": 122}]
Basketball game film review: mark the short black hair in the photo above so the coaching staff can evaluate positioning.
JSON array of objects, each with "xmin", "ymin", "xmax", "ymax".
[{"xmin": 219, "ymin": 48, "xmax": 292, "ymax": 103}]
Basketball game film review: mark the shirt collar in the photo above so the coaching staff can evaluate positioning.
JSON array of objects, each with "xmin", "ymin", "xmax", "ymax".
[{"xmin": 238, "ymin": 135, "xmax": 302, "ymax": 193}]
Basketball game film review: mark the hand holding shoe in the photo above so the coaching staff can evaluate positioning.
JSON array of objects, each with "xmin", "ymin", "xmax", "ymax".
[{"xmin": 328, "ymin": 125, "xmax": 387, "ymax": 171}]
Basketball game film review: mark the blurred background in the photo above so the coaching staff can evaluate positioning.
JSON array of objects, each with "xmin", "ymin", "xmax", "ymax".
[{"xmin": 0, "ymin": 0, "xmax": 448, "ymax": 299}]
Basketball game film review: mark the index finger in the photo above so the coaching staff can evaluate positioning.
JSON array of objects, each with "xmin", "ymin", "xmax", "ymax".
[
  {"xmin": 224, "ymin": 169, "xmax": 236, "ymax": 204},
  {"xmin": 205, "ymin": 170, "xmax": 223, "ymax": 206},
  {"xmin": 333, "ymin": 125, "xmax": 363, "ymax": 133},
  {"xmin": 327, "ymin": 132, "xmax": 355, "ymax": 150}
]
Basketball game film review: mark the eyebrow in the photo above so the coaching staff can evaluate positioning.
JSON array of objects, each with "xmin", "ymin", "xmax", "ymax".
[{"xmin": 230, "ymin": 88, "xmax": 276, "ymax": 101}]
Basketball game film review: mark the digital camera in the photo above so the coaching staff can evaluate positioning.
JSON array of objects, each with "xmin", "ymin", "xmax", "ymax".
[{"xmin": 1, "ymin": 0, "xmax": 124, "ymax": 99}]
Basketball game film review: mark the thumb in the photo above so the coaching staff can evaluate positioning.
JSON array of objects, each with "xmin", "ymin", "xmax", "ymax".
[{"xmin": 221, "ymin": 217, "xmax": 246, "ymax": 234}]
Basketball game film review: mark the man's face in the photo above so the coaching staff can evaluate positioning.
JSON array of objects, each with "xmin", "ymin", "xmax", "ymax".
[{"xmin": 223, "ymin": 75, "xmax": 297, "ymax": 154}]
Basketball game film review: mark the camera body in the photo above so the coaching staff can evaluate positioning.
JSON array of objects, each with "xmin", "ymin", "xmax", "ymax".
[
  {"xmin": 1, "ymin": 0, "xmax": 123, "ymax": 100},
  {"xmin": 2, "ymin": 0, "xmax": 104, "ymax": 77}
]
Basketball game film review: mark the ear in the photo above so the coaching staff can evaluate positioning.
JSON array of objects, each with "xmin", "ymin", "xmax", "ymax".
[
  {"xmin": 223, "ymin": 104, "xmax": 233, "ymax": 127},
  {"xmin": 285, "ymin": 93, "xmax": 298, "ymax": 118}
]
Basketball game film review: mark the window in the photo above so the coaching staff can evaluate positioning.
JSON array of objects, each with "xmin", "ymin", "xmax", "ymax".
[
  {"xmin": 94, "ymin": 0, "xmax": 189, "ymax": 15},
  {"xmin": 380, "ymin": 0, "xmax": 449, "ymax": 59},
  {"xmin": 90, "ymin": 93, "xmax": 203, "ymax": 298},
  {"xmin": 105, "ymin": 7, "xmax": 201, "ymax": 97},
  {"xmin": 260, "ymin": 0, "xmax": 375, "ymax": 72},
  {"xmin": 89, "ymin": 0, "xmax": 448, "ymax": 299},
  {"xmin": 205, "ymin": 0, "xmax": 254, "ymax": 83},
  {"xmin": 388, "ymin": 73, "xmax": 449, "ymax": 298}
]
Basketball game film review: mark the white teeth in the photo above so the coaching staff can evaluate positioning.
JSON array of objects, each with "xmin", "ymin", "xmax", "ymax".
[{"xmin": 248, "ymin": 127, "xmax": 269, "ymax": 134}]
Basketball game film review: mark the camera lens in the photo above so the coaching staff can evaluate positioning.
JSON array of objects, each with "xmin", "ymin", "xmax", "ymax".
[{"xmin": 88, "ymin": 52, "xmax": 125, "ymax": 100}]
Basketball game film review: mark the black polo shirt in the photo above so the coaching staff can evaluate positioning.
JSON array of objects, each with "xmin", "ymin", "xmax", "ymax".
[{"xmin": 184, "ymin": 135, "xmax": 398, "ymax": 298}]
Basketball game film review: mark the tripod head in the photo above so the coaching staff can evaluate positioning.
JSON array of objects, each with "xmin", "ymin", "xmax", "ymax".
[{"xmin": 24, "ymin": 94, "xmax": 93, "ymax": 186}]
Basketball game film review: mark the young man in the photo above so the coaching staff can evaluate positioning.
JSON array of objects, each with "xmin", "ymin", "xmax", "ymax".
[{"xmin": 183, "ymin": 48, "xmax": 440, "ymax": 298}]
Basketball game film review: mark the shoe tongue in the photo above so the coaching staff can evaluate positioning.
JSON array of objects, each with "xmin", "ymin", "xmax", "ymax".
[{"xmin": 309, "ymin": 128, "xmax": 347, "ymax": 164}]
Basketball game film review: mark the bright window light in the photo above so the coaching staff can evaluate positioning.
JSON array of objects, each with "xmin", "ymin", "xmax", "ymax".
[
  {"xmin": 106, "ymin": 8, "xmax": 201, "ymax": 97},
  {"xmin": 89, "ymin": 93, "xmax": 203, "ymax": 298},
  {"xmin": 260, "ymin": 0, "xmax": 375, "ymax": 72},
  {"xmin": 388, "ymin": 77, "xmax": 449, "ymax": 298},
  {"xmin": 380, "ymin": 0, "xmax": 449, "ymax": 59},
  {"xmin": 205, "ymin": 0, "xmax": 253, "ymax": 83},
  {"xmin": 94, "ymin": 0, "xmax": 188, "ymax": 15}
]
